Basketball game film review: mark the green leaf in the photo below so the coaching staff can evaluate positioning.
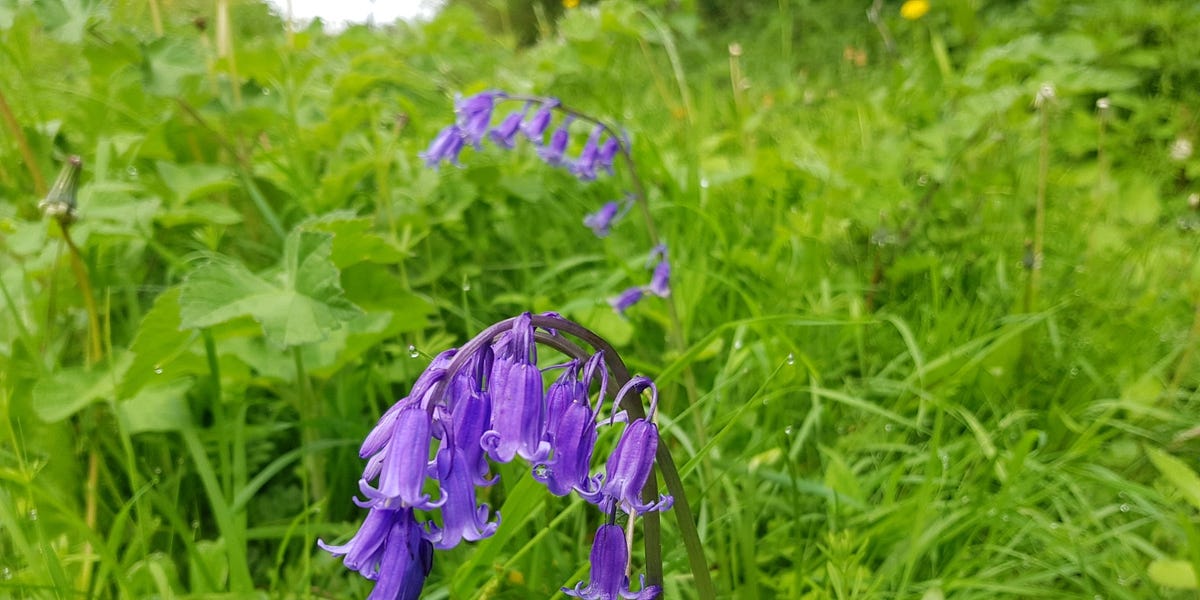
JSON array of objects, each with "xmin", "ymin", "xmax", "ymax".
[
  {"xmin": 121, "ymin": 288, "xmax": 199, "ymax": 398},
  {"xmin": 118, "ymin": 378, "xmax": 193, "ymax": 434},
  {"xmin": 140, "ymin": 37, "xmax": 205, "ymax": 97},
  {"xmin": 33, "ymin": 353, "xmax": 132, "ymax": 422},
  {"xmin": 179, "ymin": 230, "xmax": 362, "ymax": 348},
  {"xmin": 301, "ymin": 213, "xmax": 408, "ymax": 267},
  {"xmin": 1146, "ymin": 446, "xmax": 1200, "ymax": 512},
  {"xmin": 155, "ymin": 161, "xmax": 237, "ymax": 204},
  {"xmin": 1148, "ymin": 559, "xmax": 1198, "ymax": 589}
]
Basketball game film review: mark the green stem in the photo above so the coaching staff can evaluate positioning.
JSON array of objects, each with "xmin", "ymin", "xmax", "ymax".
[
  {"xmin": 0, "ymin": 86, "xmax": 46, "ymax": 196},
  {"xmin": 293, "ymin": 346, "xmax": 326, "ymax": 502}
]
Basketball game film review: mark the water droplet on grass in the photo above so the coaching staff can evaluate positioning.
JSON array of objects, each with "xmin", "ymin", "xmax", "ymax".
[
  {"xmin": 154, "ymin": 366, "xmax": 164, "ymax": 374},
  {"xmin": 408, "ymin": 345, "xmax": 419, "ymax": 358},
  {"xmin": 27, "ymin": 509, "xmax": 37, "ymax": 521},
  {"xmin": 1, "ymin": 568, "xmax": 10, "ymax": 580},
  {"xmin": 733, "ymin": 339, "xmax": 743, "ymax": 350},
  {"xmin": 884, "ymin": 424, "xmax": 893, "ymax": 432},
  {"xmin": 784, "ymin": 426, "xmax": 794, "ymax": 435},
  {"xmin": 1119, "ymin": 503, "xmax": 1130, "ymax": 513},
  {"xmin": 700, "ymin": 178, "xmax": 710, "ymax": 189},
  {"xmin": 785, "ymin": 353, "xmax": 794, "ymax": 365},
  {"xmin": 126, "ymin": 166, "xmax": 139, "ymax": 179},
  {"xmin": 462, "ymin": 281, "xmax": 472, "ymax": 291}
]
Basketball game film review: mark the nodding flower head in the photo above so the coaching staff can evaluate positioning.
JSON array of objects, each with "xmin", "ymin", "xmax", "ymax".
[
  {"xmin": 538, "ymin": 117, "xmax": 574, "ymax": 167},
  {"xmin": 536, "ymin": 353, "xmax": 607, "ymax": 496},
  {"xmin": 563, "ymin": 523, "xmax": 661, "ymax": 600},
  {"xmin": 584, "ymin": 201, "xmax": 621, "ymax": 238},
  {"xmin": 585, "ymin": 377, "xmax": 672, "ymax": 515},
  {"xmin": 572, "ymin": 125, "xmax": 606, "ymax": 181},
  {"xmin": 323, "ymin": 313, "xmax": 676, "ymax": 599},
  {"xmin": 489, "ymin": 106, "xmax": 529, "ymax": 149},
  {"xmin": 610, "ymin": 287, "xmax": 645, "ymax": 315},
  {"xmin": 648, "ymin": 245, "xmax": 670, "ymax": 298},
  {"xmin": 481, "ymin": 313, "xmax": 548, "ymax": 463},
  {"xmin": 521, "ymin": 99, "xmax": 559, "ymax": 143},
  {"xmin": 455, "ymin": 91, "xmax": 502, "ymax": 146},
  {"xmin": 420, "ymin": 125, "xmax": 466, "ymax": 168},
  {"xmin": 318, "ymin": 507, "xmax": 434, "ymax": 600}
]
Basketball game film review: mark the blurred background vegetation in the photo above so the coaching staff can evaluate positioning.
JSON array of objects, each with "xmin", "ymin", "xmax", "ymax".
[{"xmin": 2, "ymin": 0, "xmax": 1200, "ymax": 597}]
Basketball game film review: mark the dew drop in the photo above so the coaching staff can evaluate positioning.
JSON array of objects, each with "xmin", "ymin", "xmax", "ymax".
[
  {"xmin": 917, "ymin": 174, "xmax": 929, "ymax": 187},
  {"xmin": 784, "ymin": 426, "xmax": 794, "ymax": 435},
  {"xmin": 153, "ymin": 366, "xmax": 164, "ymax": 375},
  {"xmin": 884, "ymin": 423, "xmax": 894, "ymax": 432},
  {"xmin": 1048, "ymin": 522, "xmax": 1059, "ymax": 530},
  {"xmin": 153, "ymin": 467, "xmax": 163, "ymax": 476},
  {"xmin": 126, "ymin": 166, "xmax": 139, "ymax": 179},
  {"xmin": 261, "ymin": 88, "xmax": 271, "ymax": 95},
  {"xmin": 1, "ymin": 567, "xmax": 10, "ymax": 580},
  {"xmin": 462, "ymin": 281, "xmax": 472, "ymax": 292},
  {"xmin": 699, "ymin": 178, "xmax": 710, "ymax": 189},
  {"xmin": 1093, "ymin": 595, "xmax": 1103, "ymax": 600},
  {"xmin": 1119, "ymin": 503, "xmax": 1130, "ymax": 513},
  {"xmin": 27, "ymin": 509, "xmax": 37, "ymax": 521},
  {"xmin": 408, "ymin": 344, "xmax": 419, "ymax": 358},
  {"xmin": 785, "ymin": 353, "xmax": 795, "ymax": 365},
  {"xmin": 191, "ymin": 520, "xmax": 200, "ymax": 529},
  {"xmin": 1068, "ymin": 367, "xmax": 1078, "ymax": 378},
  {"xmin": 733, "ymin": 339, "xmax": 743, "ymax": 350},
  {"xmin": 1000, "ymin": 513, "xmax": 1010, "ymax": 522},
  {"xmin": 960, "ymin": 495, "xmax": 970, "ymax": 504}
]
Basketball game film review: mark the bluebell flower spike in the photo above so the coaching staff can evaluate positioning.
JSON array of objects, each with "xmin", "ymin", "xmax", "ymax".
[{"xmin": 563, "ymin": 523, "xmax": 662, "ymax": 600}]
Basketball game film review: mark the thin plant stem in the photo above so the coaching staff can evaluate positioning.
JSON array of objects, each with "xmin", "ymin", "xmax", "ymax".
[
  {"xmin": 0, "ymin": 86, "xmax": 47, "ymax": 196},
  {"xmin": 293, "ymin": 346, "xmax": 326, "ymax": 503},
  {"xmin": 1027, "ymin": 94, "xmax": 1051, "ymax": 313},
  {"xmin": 148, "ymin": 0, "xmax": 164, "ymax": 36}
]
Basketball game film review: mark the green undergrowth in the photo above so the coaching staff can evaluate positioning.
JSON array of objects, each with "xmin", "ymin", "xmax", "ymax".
[{"xmin": 1, "ymin": 0, "xmax": 1199, "ymax": 598}]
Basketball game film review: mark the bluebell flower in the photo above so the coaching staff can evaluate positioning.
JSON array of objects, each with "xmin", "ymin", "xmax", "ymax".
[
  {"xmin": 610, "ymin": 287, "xmax": 644, "ymax": 314},
  {"xmin": 359, "ymin": 402, "xmax": 444, "ymax": 510},
  {"xmin": 521, "ymin": 99, "xmax": 559, "ymax": 143},
  {"xmin": 536, "ymin": 353, "xmax": 607, "ymax": 496},
  {"xmin": 488, "ymin": 105, "xmax": 528, "ymax": 149},
  {"xmin": 430, "ymin": 413, "xmax": 500, "ymax": 549},
  {"xmin": 572, "ymin": 125, "xmax": 605, "ymax": 181},
  {"xmin": 446, "ymin": 348, "xmax": 496, "ymax": 486},
  {"xmin": 319, "ymin": 507, "xmax": 434, "ymax": 600},
  {"xmin": 455, "ymin": 91, "xmax": 501, "ymax": 146},
  {"xmin": 481, "ymin": 313, "xmax": 549, "ymax": 463},
  {"xmin": 419, "ymin": 125, "xmax": 467, "ymax": 168},
  {"xmin": 596, "ymin": 137, "xmax": 621, "ymax": 176},
  {"xmin": 538, "ymin": 117, "xmax": 574, "ymax": 167},
  {"xmin": 585, "ymin": 378, "xmax": 672, "ymax": 515},
  {"xmin": 563, "ymin": 523, "xmax": 661, "ymax": 600},
  {"xmin": 584, "ymin": 201, "xmax": 621, "ymax": 237},
  {"xmin": 648, "ymin": 258, "xmax": 670, "ymax": 298}
]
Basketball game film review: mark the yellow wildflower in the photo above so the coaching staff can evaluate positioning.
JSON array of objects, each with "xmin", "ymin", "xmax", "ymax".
[
  {"xmin": 900, "ymin": 0, "xmax": 930, "ymax": 20},
  {"xmin": 564, "ymin": 0, "xmax": 580, "ymax": 8}
]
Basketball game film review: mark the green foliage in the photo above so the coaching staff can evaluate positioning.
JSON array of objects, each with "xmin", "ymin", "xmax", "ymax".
[{"xmin": 2, "ymin": 0, "xmax": 1199, "ymax": 598}]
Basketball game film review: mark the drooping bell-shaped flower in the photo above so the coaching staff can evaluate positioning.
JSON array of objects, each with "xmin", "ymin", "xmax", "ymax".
[
  {"xmin": 481, "ymin": 313, "xmax": 548, "ymax": 463},
  {"xmin": 563, "ymin": 523, "xmax": 661, "ymax": 600},
  {"xmin": 488, "ymin": 106, "xmax": 528, "ymax": 149},
  {"xmin": 610, "ymin": 287, "xmax": 644, "ymax": 314},
  {"xmin": 360, "ymin": 350, "xmax": 455, "ymax": 460},
  {"xmin": 584, "ymin": 201, "xmax": 621, "ymax": 237},
  {"xmin": 648, "ymin": 257, "xmax": 670, "ymax": 298},
  {"xmin": 420, "ymin": 125, "xmax": 466, "ymax": 168},
  {"xmin": 319, "ymin": 507, "xmax": 434, "ymax": 600},
  {"xmin": 572, "ymin": 125, "xmax": 605, "ymax": 181},
  {"xmin": 596, "ymin": 137, "xmax": 621, "ymax": 176},
  {"xmin": 446, "ymin": 347, "xmax": 495, "ymax": 486},
  {"xmin": 456, "ymin": 90, "xmax": 501, "ymax": 146},
  {"xmin": 429, "ymin": 421, "xmax": 500, "ymax": 549},
  {"xmin": 536, "ymin": 353, "xmax": 607, "ymax": 496},
  {"xmin": 359, "ymin": 402, "xmax": 444, "ymax": 510},
  {"xmin": 521, "ymin": 99, "xmax": 559, "ymax": 143},
  {"xmin": 538, "ymin": 117, "xmax": 574, "ymax": 167},
  {"xmin": 585, "ymin": 378, "xmax": 672, "ymax": 514}
]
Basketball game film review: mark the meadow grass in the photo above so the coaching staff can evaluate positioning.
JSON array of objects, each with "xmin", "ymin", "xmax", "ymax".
[{"xmin": 1, "ymin": 0, "xmax": 1199, "ymax": 598}]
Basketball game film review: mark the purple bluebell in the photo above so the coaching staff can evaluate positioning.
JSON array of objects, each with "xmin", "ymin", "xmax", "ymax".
[
  {"xmin": 609, "ymin": 287, "xmax": 644, "ymax": 315},
  {"xmin": 584, "ymin": 201, "xmax": 621, "ymax": 237},
  {"xmin": 429, "ymin": 414, "xmax": 500, "ymax": 549},
  {"xmin": 648, "ymin": 258, "xmax": 670, "ymax": 298},
  {"xmin": 585, "ymin": 378, "xmax": 673, "ymax": 515},
  {"xmin": 319, "ymin": 507, "xmax": 434, "ymax": 600},
  {"xmin": 359, "ymin": 402, "xmax": 444, "ymax": 510},
  {"xmin": 446, "ymin": 348, "xmax": 496, "ymax": 486},
  {"xmin": 419, "ymin": 125, "xmax": 466, "ymax": 168},
  {"xmin": 455, "ymin": 91, "xmax": 501, "ymax": 146},
  {"xmin": 521, "ymin": 99, "xmax": 559, "ymax": 143},
  {"xmin": 359, "ymin": 350, "xmax": 455, "ymax": 460},
  {"xmin": 536, "ymin": 353, "xmax": 607, "ymax": 496},
  {"xmin": 563, "ymin": 523, "xmax": 661, "ymax": 600},
  {"xmin": 538, "ymin": 117, "xmax": 574, "ymax": 167},
  {"xmin": 596, "ymin": 137, "xmax": 621, "ymax": 176},
  {"xmin": 488, "ymin": 105, "xmax": 528, "ymax": 149},
  {"xmin": 572, "ymin": 125, "xmax": 605, "ymax": 181},
  {"xmin": 481, "ymin": 313, "xmax": 548, "ymax": 463}
]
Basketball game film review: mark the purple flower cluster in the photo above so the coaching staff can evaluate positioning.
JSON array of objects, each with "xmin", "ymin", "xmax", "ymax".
[
  {"xmin": 321, "ymin": 313, "xmax": 669, "ymax": 599},
  {"xmin": 421, "ymin": 90, "xmax": 672, "ymax": 317},
  {"xmin": 610, "ymin": 244, "xmax": 671, "ymax": 315},
  {"xmin": 420, "ymin": 91, "xmax": 622, "ymax": 183}
]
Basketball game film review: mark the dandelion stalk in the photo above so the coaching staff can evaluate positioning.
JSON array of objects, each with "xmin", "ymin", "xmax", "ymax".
[{"xmin": 1026, "ymin": 83, "xmax": 1055, "ymax": 313}]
